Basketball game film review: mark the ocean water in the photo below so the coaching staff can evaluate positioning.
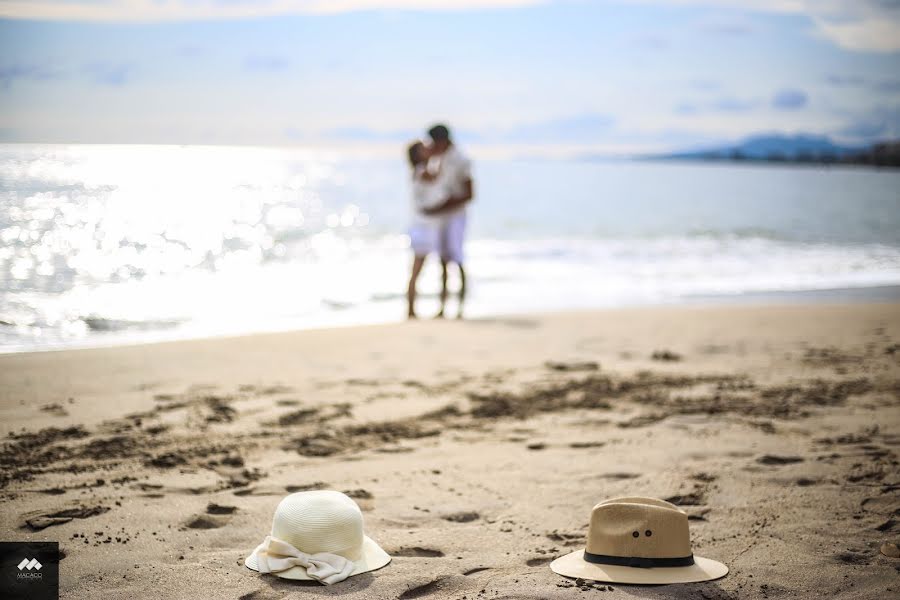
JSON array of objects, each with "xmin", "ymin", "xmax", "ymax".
[{"xmin": 1, "ymin": 143, "xmax": 899, "ymax": 352}]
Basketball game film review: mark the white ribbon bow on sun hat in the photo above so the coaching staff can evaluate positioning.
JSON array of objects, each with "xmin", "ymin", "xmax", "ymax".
[{"xmin": 251, "ymin": 536, "xmax": 355, "ymax": 585}]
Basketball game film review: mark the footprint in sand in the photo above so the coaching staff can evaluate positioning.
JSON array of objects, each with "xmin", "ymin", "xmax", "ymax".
[
  {"xmin": 546, "ymin": 531, "xmax": 583, "ymax": 546},
  {"xmin": 184, "ymin": 515, "xmax": 229, "ymax": 529},
  {"xmin": 233, "ymin": 486, "xmax": 283, "ymax": 497},
  {"xmin": 597, "ymin": 472, "xmax": 640, "ymax": 480},
  {"xmin": 24, "ymin": 505, "xmax": 110, "ymax": 531},
  {"xmin": 443, "ymin": 511, "xmax": 480, "ymax": 523},
  {"xmin": 205, "ymin": 503, "xmax": 237, "ymax": 515},
  {"xmin": 875, "ymin": 518, "xmax": 896, "ymax": 532},
  {"xmin": 398, "ymin": 578, "xmax": 448, "ymax": 600},
  {"xmin": 544, "ymin": 361, "xmax": 599, "ymax": 372},
  {"xmin": 526, "ymin": 556, "xmax": 553, "ymax": 567},
  {"xmin": 341, "ymin": 489, "xmax": 373, "ymax": 500},
  {"xmin": 834, "ymin": 550, "xmax": 869, "ymax": 565},
  {"xmin": 392, "ymin": 547, "xmax": 445, "ymax": 558},
  {"xmin": 663, "ymin": 490, "xmax": 707, "ymax": 506},
  {"xmin": 184, "ymin": 504, "xmax": 237, "ymax": 529},
  {"xmin": 861, "ymin": 496, "xmax": 899, "ymax": 514},
  {"xmin": 569, "ymin": 441, "xmax": 606, "ymax": 449},
  {"xmin": 756, "ymin": 454, "xmax": 805, "ymax": 465},
  {"xmin": 686, "ymin": 507, "xmax": 712, "ymax": 521},
  {"xmin": 238, "ymin": 590, "xmax": 289, "ymax": 600},
  {"xmin": 284, "ymin": 482, "xmax": 329, "ymax": 493}
]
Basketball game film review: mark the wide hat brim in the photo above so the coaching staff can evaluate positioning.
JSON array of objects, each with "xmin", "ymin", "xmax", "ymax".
[
  {"xmin": 244, "ymin": 536, "xmax": 391, "ymax": 581},
  {"xmin": 551, "ymin": 550, "xmax": 728, "ymax": 584}
]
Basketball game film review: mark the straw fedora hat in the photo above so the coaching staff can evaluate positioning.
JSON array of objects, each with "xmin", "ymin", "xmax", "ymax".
[
  {"xmin": 550, "ymin": 496, "xmax": 728, "ymax": 584},
  {"xmin": 245, "ymin": 490, "xmax": 390, "ymax": 585}
]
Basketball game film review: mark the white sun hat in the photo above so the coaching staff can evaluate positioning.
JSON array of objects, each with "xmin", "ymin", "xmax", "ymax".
[
  {"xmin": 550, "ymin": 497, "xmax": 728, "ymax": 585},
  {"xmin": 245, "ymin": 490, "xmax": 391, "ymax": 585}
]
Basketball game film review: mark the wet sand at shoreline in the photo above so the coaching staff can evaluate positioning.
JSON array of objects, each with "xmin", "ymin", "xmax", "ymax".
[{"xmin": 1, "ymin": 303, "xmax": 899, "ymax": 599}]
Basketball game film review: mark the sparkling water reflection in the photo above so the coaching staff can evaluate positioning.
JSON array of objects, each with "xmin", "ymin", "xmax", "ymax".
[{"xmin": 1, "ymin": 144, "xmax": 899, "ymax": 351}]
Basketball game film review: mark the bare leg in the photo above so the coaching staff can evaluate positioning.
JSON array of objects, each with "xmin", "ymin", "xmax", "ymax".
[
  {"xmin": 456, "ymin": 263, "xmax": 466, "ymax": 319},
  {"xmin": 436, "ymin": 259, "xmax": 448, "ymax": 318},
  {"xmin": 407, "ymin": 255, "xmax": 426, "ymax": 319}
]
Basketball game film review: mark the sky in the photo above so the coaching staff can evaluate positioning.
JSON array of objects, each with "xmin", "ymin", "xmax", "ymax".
[{"xmin": 1, "ymin": 0, "xmax": 899, "ymax": 155}]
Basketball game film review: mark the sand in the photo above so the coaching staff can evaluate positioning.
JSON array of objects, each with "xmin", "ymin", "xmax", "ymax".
[{"xmin": 1, "ymin": 303, "xmax": 899, "ymax": 599}]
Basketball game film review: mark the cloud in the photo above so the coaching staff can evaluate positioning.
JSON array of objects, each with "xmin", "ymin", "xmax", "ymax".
[
  {"xmin": 826, "ymin": 74, "xmax": 900, "ymax": 94},
  {"xmin": 630, "ymin": 33, "xmax": 670, "ymax": 50},
  {"xmin": 176, "ymin": 45, "xmax": 205, "ymax": 58},
  {"xmin": 1, "ymin": 61, "xmax": 134, "ymax": 89},
  {"xmin": 0, "ymin": 0, "xmax": 547, "ymax": 22},
  {"xmin": 812, "ymin": 13, "xmax": 900, "ymax": 53},
  {"xmin": 84, "ymin": 62, "xmax": 132, "ymax": 86},
  {"xmin": 498, "ymin": 113, "xmax": 615, "ymax": 142},
  {"xmin": 688, "ymin": 79, "xmax": 721, "ymax": 92},
  {"xmin": 695, "ymin": 15, "xmax": 754, "ymax": 36},
  {"xmin": 713, "ymin": 97, "xmax": 758, "ymax": 112},
  {"xmin": 0, "ymin": 63, "xmax": 61, "ymax": 89},
  {"xmin": 626, "ymin": 0, "xmax": 900, "ymax": 53},
  {"xmin": 837, "ymin": 119, "xmax": 888, "ymax": 139},
  {"xmin": 825, "ymin": 74, "xmax": 866, "ymax": 87},
  {"xmin": 873, "ymin": 79, "xmax": 900, "ymax": 93},
  {"xmin": 835, "ymin": 106, "xmax": 900, "ymax": 142},
  {"xmin": 320, "ymin": 126, "xmax": 418, "ymax": 141},
  {"xmin": 317, "ymin": 114, "xmax": 615, "ymax": 144},
  {"xmin": 244, "ymin": 56, "xmax": 291, "ymax": 71},
  {"xmin": 3, "ymin": 0, "xmax": 898, "ymax": 53},
  {"xmin": 674, "ymin": 96, "xmax": 758, "ymax": 114},
  {"xmin": 772, "ymin": 88, "xmax": 808, "ymax": 110}
]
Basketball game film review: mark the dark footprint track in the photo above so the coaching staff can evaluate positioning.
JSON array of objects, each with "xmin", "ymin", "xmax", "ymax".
[
  {"xmin": 206, "ymin": 503, "xmax": 237, "ymax": 515},
  {"xmin": 546, "ymin": 531, "xmax": 582, "ymax": 546},
  {"xmin": 570, "ymin": 441, "xmax": 606, "ymax": 449},
  {"xmin": 443, "ymin": 511, "xmax": 479, "ymax": 523},
  {"xmin": 398, "ymin": 578, "xmax": 447, "ymax": 599},
  {"xmin": 875, "ymin": 518, "xmax": 896, "ymax": 532},
  {"xmin": 544, "ymin": 361, "xmax": 599, "ymax": 372},
  {"xmin": 238, "ymin": 590, "xmax": 273, "ymax": 600},
  {"xmin": 24, "ymin": 505, "xmax": 110, "ymax": 531},
  {"xmin": 834, "ymin": 551, "xmax": 869, "ymax": 565},
  {"xmin": 285, "ymin": 482, "xmax": 328, "ymax": 493},
  {"xmin": 233, "ymin": 487, "xmax": 282, "ymax": 497},
  {"xmin": 757, "ymin": 454, "xmax": 805, "ymax": 465},
  {"xmin": 184, "ymin": 515, "xmax": 229, "ymax": 529},
  {"xmin": 598, "ymin": 472, "xmax": 639, "ymax": 480},
  {"xmin": 392, "ymin": 547, "xmax": 445, "ymax": 558},
  {"xmin": 663, "ymin": 491, "xmax": 707, "ymax": 506},
  {"xmin": 526, "ymin": 556, "xmax": 553, "ymax": 567}
]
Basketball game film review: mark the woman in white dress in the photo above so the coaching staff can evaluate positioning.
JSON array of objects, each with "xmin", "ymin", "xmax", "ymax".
[{"xmin": 405, "ymin": 140, "xmax": 451, "ymax": 319}]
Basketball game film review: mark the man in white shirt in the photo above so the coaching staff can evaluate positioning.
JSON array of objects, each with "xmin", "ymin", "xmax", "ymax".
[{"xmin": 422, "ymin": 123, "xmax": 474, "ymax": 319}]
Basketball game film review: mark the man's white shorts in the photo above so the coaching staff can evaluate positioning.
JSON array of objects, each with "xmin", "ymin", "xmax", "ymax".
[{"xmin": 439, "ymin": 212, "xmax": 467, "ymax": 264}]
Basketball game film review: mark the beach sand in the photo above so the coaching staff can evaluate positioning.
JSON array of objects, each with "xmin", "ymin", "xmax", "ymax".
[{"xmin": 1, "ymin": 303, "xmax": 899, "ymax": 599}]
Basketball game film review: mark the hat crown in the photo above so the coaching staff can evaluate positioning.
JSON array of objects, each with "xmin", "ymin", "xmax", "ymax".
[
  {"xmin": 586, "ymin": 497, "xmax": 692, "ymax": 559},
  {"xmin": 271, "ymin": 491, "xmax": 365, "ymax": 559}
]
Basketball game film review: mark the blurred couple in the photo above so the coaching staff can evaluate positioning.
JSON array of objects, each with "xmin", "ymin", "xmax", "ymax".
[{"xmin": 406, "ymin": 124, "xmax": 474, "ymax": 320}]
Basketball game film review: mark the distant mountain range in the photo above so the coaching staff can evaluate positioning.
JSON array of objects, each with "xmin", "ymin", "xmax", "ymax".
[{"xmin": 654, "ymin": 134, "xmax": 900, "ymax": 167}]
